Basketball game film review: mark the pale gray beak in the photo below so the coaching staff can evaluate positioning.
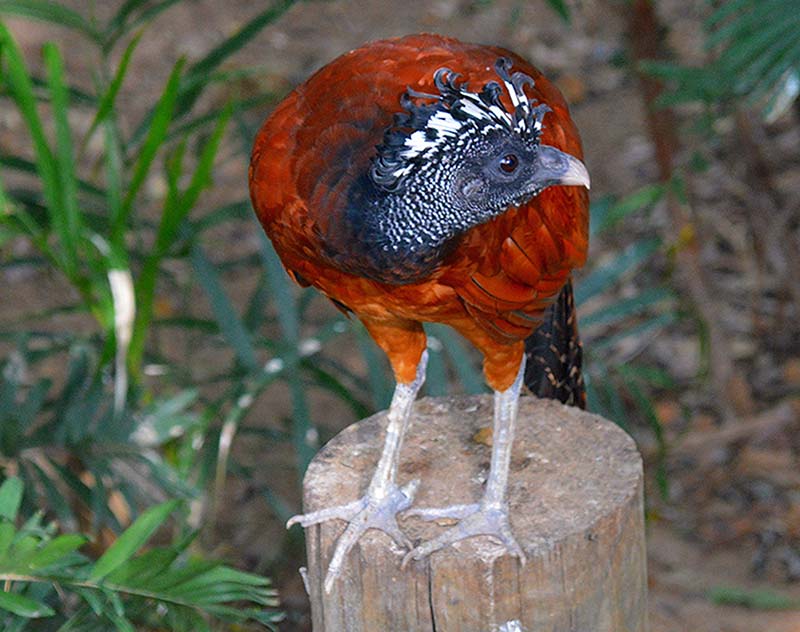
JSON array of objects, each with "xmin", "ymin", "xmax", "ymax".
[{"xmin": 533, "ymin": 144, "xmax": 591, "ymax": 190}]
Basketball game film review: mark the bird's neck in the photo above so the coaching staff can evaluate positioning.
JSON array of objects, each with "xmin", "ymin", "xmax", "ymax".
[
  {"xmin": 330, "ymin": 174, "xmax": 470, "ymax": 285},
  {"xmin": 371, "ymin": 191, "xmax": 468, "ymax": 255}
]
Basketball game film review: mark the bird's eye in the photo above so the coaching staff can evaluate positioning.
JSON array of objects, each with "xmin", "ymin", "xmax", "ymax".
[{"xmin": 499, "ymin": 154, "xmax": 519, "ymax": 173}]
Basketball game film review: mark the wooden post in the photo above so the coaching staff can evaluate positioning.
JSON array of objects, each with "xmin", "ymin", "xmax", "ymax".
[{"xmin": 301, "ymin": 395, "xmax": 647, "ymax": 632}]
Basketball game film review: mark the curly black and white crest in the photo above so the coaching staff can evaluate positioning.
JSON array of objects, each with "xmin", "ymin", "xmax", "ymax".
[{"xmin": 370, "ymin": 57, "xmax": 551, "ymax": 192}]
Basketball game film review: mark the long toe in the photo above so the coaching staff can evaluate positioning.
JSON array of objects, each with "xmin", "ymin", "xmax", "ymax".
[
  {"xmin": 287, "ymin": 497, "xmax": 366, "ymax": 529},
  {"xmin": 403, "ymin": 503, "xmax": 525, "ymax": 567},
  {"xmin": 289, "ymin": 480, "xmax": 419, "ymax": 593}
]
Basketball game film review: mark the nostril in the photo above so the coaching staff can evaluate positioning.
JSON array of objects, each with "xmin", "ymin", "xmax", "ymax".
[{"xmin": 540, "ymin": 151, "xmax": 565, "ymax": 171}]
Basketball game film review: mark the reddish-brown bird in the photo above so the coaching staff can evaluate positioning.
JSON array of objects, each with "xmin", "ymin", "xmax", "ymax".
[{"xmin": 250, "ymin": 33, "xmax": 590, "ymax": 592}]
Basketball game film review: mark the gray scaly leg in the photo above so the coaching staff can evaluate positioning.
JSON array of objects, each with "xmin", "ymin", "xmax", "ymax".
[
  {"xmin": 288, "ymin": 351, "xmax": 428, "ymax": 592},
  {"xmin": 403, "ymin": 357, "xmax": 526, "ymax": 565}
]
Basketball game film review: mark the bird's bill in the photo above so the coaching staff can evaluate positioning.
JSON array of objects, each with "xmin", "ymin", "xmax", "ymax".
[{"xmin": 533, "ymin": 145, "xmax": 591, "ymax": 190}]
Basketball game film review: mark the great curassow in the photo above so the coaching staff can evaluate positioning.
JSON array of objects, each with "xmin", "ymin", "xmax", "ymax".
[{"xmin": 249, "ymin": 33, "xmax": 590, "ymax": 592}]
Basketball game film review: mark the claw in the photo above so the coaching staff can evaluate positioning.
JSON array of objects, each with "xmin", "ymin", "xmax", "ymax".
[
  {"xmin": 402, "ymin": 359, "xmax": 529, "ymax": 569},
  {"xmin": 397, "ymin": 478, "xmax": 421, "ymax": 502},
  {"xmin": 292, "ymin": 351, "xmax": 429, "ymax": 592},
  {"xmin": 402, "ymin": 502, "xmax": 525, "ymax": 568},
  {"xmin": 289, "ymin": 480, "xmax": 420, "ymax": 593},
  {"xmin": 287, "ymin": 498, "xmax": 365, "ymax": 529}
]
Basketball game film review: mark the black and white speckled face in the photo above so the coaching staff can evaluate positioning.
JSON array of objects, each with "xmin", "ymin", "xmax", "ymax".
[
  {"xmin": 338, "ymin": 58, "xmax": 589, "ymax": 284},
  {"xmin": 371, "ymin": 58, "xmax": 552, "ymax": 204}
]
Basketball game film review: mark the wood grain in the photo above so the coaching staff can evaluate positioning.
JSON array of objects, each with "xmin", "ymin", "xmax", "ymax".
[{"xmin": 302, "ymin": 395, "xmax": 647, "ymax": 632}]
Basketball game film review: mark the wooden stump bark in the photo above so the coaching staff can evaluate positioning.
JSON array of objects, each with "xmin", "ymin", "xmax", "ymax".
[{"xmin": 301, "ymin": 395, "xmax": 647, "ymax": 632}]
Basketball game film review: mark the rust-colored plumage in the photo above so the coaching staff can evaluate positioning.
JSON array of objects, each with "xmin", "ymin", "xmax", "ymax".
[
  {"xmin": 249, "ymin": 33, "xmax": 590, "ymax": 591},
  {"xmin": 250, "ymin": 34, "xmax": 588, "ymax": 390}
]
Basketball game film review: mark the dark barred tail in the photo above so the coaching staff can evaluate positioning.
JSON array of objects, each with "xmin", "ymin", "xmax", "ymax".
[{"xmin": 523, "ymin": 279, "xmax": 586, "ymax": 409}]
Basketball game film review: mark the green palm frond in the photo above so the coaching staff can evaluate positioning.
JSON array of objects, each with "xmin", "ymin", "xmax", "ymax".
[
  {"xmin": 0, "ymin": 340, "xmax": 200, "ymax": 532},
  {"xmin": 643, "ymin": 0, "xmax": 800, "ymax": 120},
  {"xmin": 0, "ymin": 478, "xmax": 283, "ymax": 630}
]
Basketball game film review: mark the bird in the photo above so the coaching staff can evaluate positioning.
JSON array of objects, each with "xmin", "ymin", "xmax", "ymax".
[{"xmin": 249, "ymin": 33, "xmax": 590, "ymax": 593}]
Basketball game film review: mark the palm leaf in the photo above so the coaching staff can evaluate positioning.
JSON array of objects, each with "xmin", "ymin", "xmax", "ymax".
[
  {"xmin": 643, "ymin": 0, "xmax": 800, "ymax": 119},
  {"xmin": 0, "ymin": 486, "xmax": 282, "ymax": 629}
]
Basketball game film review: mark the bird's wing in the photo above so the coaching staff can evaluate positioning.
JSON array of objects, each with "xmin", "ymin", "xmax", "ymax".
[
  {"xmin": 435, "ymin": 46, "xmax": 590, "ymax": 341},
  {"xmin": 448, "ymin": 182, "xmax": 589, "ymax": 340},
  {"xmin": 251, "ymin": 34, "xmax": 588, "ymax": 338}
]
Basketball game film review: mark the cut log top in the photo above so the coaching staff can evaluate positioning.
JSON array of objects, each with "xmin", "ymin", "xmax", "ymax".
[
  {"xmin": 302, "ymin": 395, "xmax": 647, "ymax": 632},
  {"xmin": 305, "ymin": 395, "xmax": 641, "ymax": 550}
]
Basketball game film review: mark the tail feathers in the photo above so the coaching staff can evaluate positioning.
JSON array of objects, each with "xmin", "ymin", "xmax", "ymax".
[{"xmin": 523, "ymin": 279, "xmax": 586, "ymax": 409}]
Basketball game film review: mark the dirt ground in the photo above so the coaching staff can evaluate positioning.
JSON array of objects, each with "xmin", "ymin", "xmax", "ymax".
[{"xmin": 3, "ymin": 1, "xmax": 800, "ymax": 630}]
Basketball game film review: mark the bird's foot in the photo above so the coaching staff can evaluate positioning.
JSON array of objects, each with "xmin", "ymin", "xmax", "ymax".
[
  {"xmin": 402, "ymin": 501, "xmax": 525, "ymax": 567},
  {"xmin": 287, "ymin": 479, "xmax": 419, "ymax": 593}
]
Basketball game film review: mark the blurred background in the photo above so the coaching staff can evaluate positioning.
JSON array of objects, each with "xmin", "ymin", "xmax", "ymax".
[{"xmin": 0, "ymin": 0, "xmax": 799, "ymax": 630}]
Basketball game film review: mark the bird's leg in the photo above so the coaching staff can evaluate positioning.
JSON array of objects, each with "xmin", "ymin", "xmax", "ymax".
[
  {"xmin": 287, "ymin": 350, "xmax": 428, "ymax": 593},
  {"xmin": 404, "ymin": 356, "xmax": 526, "ymax": 565}
]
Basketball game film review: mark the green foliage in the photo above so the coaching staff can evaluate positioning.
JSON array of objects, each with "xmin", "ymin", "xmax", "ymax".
[
  {"xmin": 0, "ymin": 339, "xmax": 200, "ymax": 532},
  {"xmin": 0, "ymin": 0, "xmax": 296, "ymax": 366},
  {"xmin": 0, "ymin": 478, "xmax": 282, "ymax": 630},
  {"xmin": 579, "ymin": 186, "xmax": 679, "ymax": 496},
  {"xmin": 0, "ymin": 0, "xmax": 308, "ymax": 495},
  {"xmin": 544, "ymin": 0, "xmax": 571, "ymax": 22},
  {"xmin": 0, "ymin": 1, "xmax": 298, "ymax": 621},
  {"xmin": 708, "ymin": 585, "xmax": 800, "ymax": 610},
  {"xmin": 642, "ymin": 0, "xmax": 800, "ymax": 121}
]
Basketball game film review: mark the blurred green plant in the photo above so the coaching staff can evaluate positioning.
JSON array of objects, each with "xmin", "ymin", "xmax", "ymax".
[
  {"xmin": 708, "ymin": 585, "xmax": 800, "ymax": 610},
  {"xmin": 642, "ymin": 0, "xmax": 800, "ymax": 122},
  {"xmin": 0, "ymin": 0, "xmax": 292, "ymax": 391},
  {"xmin": 579, "ymin": 186, "xmax": 679, "ymax": 497},
  {"xmin": 0, "ymin": 339, "xmax": 200, "ymax": 533},
  {"xmin": 0, "ymin": 477, "xmax": 282, "ymax": 630},
  {"xmin": 544, "ymin": 0, "xmax": 571, "ymax": 22},
  {"xmin": 0, "ymin": 0, "xmax": 301, "ymax": 518},
  {"xmin": 0, "ymin": 0, "xmax": 300, "ymax": 615},
  {"xmin": 0, "ymin": 0, "xmax": 682, "ymax": 592}
]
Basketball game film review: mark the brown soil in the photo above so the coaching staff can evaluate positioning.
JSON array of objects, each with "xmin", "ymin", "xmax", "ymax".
[{"xmin": 3, "ymin": 1, "xmax": 800, "ymax": 631}]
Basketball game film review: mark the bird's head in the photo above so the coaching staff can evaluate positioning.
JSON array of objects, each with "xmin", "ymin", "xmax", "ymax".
[{"xmin": 370, "ymin": 58, "xmax": 590, "ymax": 228}]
